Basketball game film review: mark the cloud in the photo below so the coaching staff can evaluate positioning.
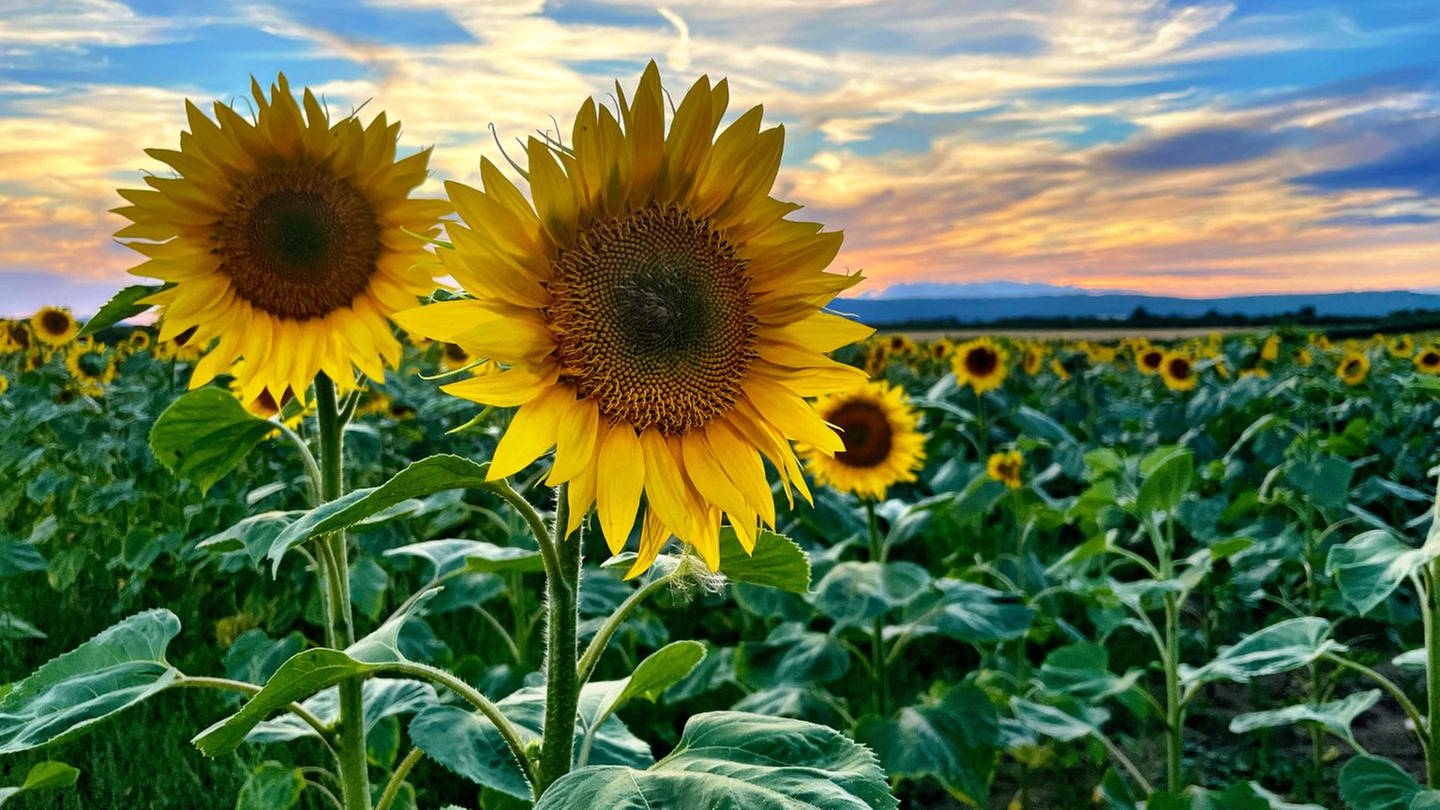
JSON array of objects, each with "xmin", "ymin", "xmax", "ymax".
[
  {"xmin": 1102, "ymin": 126, "xmax": 1295, "ymax": 171},
  {"xmin": 1294, "ymin": 133, "xmax": 1440, "ymax": 196}
]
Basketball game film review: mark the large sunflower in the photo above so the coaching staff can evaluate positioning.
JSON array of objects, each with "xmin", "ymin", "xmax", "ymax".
[
  {"xmin": 395, "ymin": 63, "xmax": 870, "ymax": 577},
  {"xmin": 801, "ymin": 381, "xmax": 925, "ymax": 500},
  {"xmin": 114, "ymin": 74, "xmax": 449, "ymax": 404},
  {"xmin": 31, "ymin": 306, "xmax": 78, "ymax": 347},
  {"xmin": 951, "ymin": 337, "xmax": 1008, "ymax": 394}
]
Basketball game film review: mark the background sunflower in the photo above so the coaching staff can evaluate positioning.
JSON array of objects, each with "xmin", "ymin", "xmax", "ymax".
[
  {"xmin": 952, "ymin": 337, "xmax": 1009, "ymax": 394},
  {"xmin": 803, "ymin": 381, "xmax": 925, "ymax": 500},
  {"xmin": 30, "ymin": 306, "xmax": 78, "ymax": 347}
]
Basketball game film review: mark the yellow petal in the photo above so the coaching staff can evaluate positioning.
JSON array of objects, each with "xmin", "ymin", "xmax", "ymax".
[
  {"xmin": 596, "ymin": 424, "xmax": 645, "ymax": 554},
  {"xmin": 487, "ymin": 386, "xmax": 571, "ymax": 480}
]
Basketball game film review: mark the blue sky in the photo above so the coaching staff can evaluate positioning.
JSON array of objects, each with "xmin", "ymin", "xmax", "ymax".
[{"xmin": 0, "ymin": 0, "xmax": 1437, "ymax": 314}]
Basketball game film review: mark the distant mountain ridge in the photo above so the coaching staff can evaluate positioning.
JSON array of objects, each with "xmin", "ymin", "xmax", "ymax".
[{"xmin": 831, "ymin": 290, "xmax": 1440, "ymax": 326}]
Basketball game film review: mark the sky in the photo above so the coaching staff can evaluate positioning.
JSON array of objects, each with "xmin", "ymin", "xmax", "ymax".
[{"xmin": 0, "ymin": 0, "xmax": 1438, "ymax": 315}]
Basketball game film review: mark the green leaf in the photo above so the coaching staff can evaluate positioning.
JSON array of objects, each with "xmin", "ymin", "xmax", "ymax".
[
  {"xmin": 199, "ymin": 511, "xmax": 304, "ymax": 567},
  {"xmin": 268, "ymin": 454, "xmax": 491, "ymax": 572},
  {"xmin": 1009, "ymin": 697, "xmax": 1108, "ymax": 744},
  {"xmin": 1284, "ymin": 456, "xmax": 1353, "ymax": 510},
  {"xmin": 411, "ymin": 682, "xmax": 654, "ymax": 800},
  {"xmin": 1230, "ymin": 690, "xmax": 1380, "ymax": 748},
  {"xmin": 1037, "ymin": 643, "xmax": 1141, "ymax": 702},
  {"xmin": 0, "ymin": 761, "xmax": 80, "ymax": 807},
  {"xmin": 1181, "ymin": 617, "xmax": 1342, "ymax": 687},
  {"xmin": 736, "ymin": 623, "xmax": 849, "ymax": 687},
  {"xmin": 235, "ymin": 762, "xmax": 304, "ymax": 810},
  {"xmin": 0, "ymin": 540, "xmax": 47, "ymax": 578},
  {"xmin": 463, "ymin": 544, "xmax": 545, "ymax": 575},
  {"xmin": 76, "ymin": 284, "xmax": 159, "ymax": 338},
  {"xmin": 537, "ymin": 711, "xmax": 897, "ymax": 810},
  {"xmin": 1326, "ymin": 529, "xmax": 1440, "ymax": 616},
  {"xmin": 813, "ymin": 561, "xmax": 930, "ymax": 626},
  {"xmin": 247, "ymin": 678, "xmax": 437, "ymax": 744},
  {"xmin": 588, "ymin": 641, "xmax": 705, "ymax": 723},
  {"xmin": 0, "ymin": 609, "xmax": 181, "ymax": 753},
  {"xmin": 717, "ymin": 529, "xmax": 811, "ymax": 594},
  {"xmin": 885, "ymin": 578, "xmax": 1034, "ymax": 644},
  {"xmin": 856, "ymin": 684, "xmax": 997, "ymax": 804},
  {"xmin": 195, "ymin": 593, "xmax": 434, "ymax": 755},
  {"xmin": 149, "ymin": 389, "xmax": 276, "ymax": 494},
  {"xmin": 1339, "ymin": 755, "xmax": 1421, "ymax": 810},
  {"xmin": 0, "ymin": 613, "xmax": 45, "ymax": 641},
  {"xmin": 1136, "ymin": 447, "xmax": 1194, "ymax": 518}
]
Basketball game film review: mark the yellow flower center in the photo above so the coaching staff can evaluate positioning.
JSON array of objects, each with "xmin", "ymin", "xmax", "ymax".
[
  {"xmin": 827, "ymin": 398, "xmax": 895, "ymax": 469},
  {"xmin": 549, "ymin": 202, "xmax": 757, "ymax": 434},
  {"xmin": 219, "ymin": 166, "xmax": 379, "ymax": 320}
]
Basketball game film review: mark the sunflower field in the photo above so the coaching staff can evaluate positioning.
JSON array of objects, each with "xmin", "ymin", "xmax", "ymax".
[{"xmin": 5, "ymin": 68, "xmax": 1440, "ymax": 810}]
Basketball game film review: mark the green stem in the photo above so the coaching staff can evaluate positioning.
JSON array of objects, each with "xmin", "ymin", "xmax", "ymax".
[
  {"xmin": 1163, "ymin": 591, "xmax": 1182, "ymax": 792},
  {"xmin": 374, "ymin": 748, "xmax": 424, "ymax": 810},
  {"xmin": 577, "ymin": 574, "xmax": 672, "ymax": 684},
  {"xmin": 316, "ymin": 374, "xmax": 370, "ymax": 810},
  {"xmin": 1324, "ymin": 653, "xmax": 1427, "ymax": 757},
  {"xmin": 538, "ymin": 485, "xmax": 582, "ymax": 795},
  {"xmin": 1427, "ymin": 560, "xmax": 1440, "ymax": 787},
  {"xmin": 865, "ymin": 501, "xmax": 888, "ymax": 719}
]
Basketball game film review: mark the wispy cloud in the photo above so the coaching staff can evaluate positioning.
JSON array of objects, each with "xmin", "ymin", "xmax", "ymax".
[{"xmin": 0, "ymin": 0, "xmax": 1436, "ymax": 311}]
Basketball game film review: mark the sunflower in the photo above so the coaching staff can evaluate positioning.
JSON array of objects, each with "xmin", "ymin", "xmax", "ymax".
[
  {"xmin": 1296, "ymin": 348, "xmax": 1313, "ymax": 367},
  {"xmin": 801, "ymin": 381, "xmax": 925, "ymax": 500},
  {"xmin": 0, "ymin": 372, "xmax": 8, "ymax": 396},
  {"xmin": 1337, "ymin": 352, "xmax": 1370, "ymax": 386},
  {"xmin": 1160, "ymin": 352, "xmax": 1197, "ymax": 392},
  {"xmin": 1389, "ymin": 335, "xmax": 1415, "ymax": 358},
  {"xmin": 439, "ymin": 342, "xmax": 476, "ymax": 372},
  {"xmin": 952, "ymin": 337, "xmax": 1008, "ymax": 394},
  {"xmin": 394, "ymin": 63, "xmax": 871, "ymax": 577},
  {"xmin": 65, "ymin": 340, "xmax": 116, "ymax": 396},
  {"xmin": 30, "ymin": 306, "xmax": 78, "ymax": 347},
  {"xmin": 927, "ymin": 338, "xmax": 953, "ymax": 363},
  {"xmin": 0, "ymin": 321, "xmax": 17, "ymax": 355},
  {"xmin": 126, "ymin": 329, "xmax": 152, "ymax": 352},
  {"xmin": 1260, "ymin": 335, "xmax": 1280, "ymax": 362},
  {"xmin": 986, "ymin": 450, "xmax": 1023, "ymax": 490},
  {"xmin": 1136, "ymin": 345, "xmax": 1164, "ymax": 376},
  {"xmin": 1050, "ymin": 357, "xmax": 1071, "ymax": 381},
  {"xmin": 1021, "ymin": 344, "xmax": 1045, "ymax": 376},
  {"xmin": 113, "ymin": 74, "xmax": 449, "ymax": 405},
  {"xmin": 1415, "ymin": 348, "xmax": 1440, "ymax": 374}
]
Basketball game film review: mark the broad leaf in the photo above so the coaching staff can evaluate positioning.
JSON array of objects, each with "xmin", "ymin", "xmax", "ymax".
[
  {"xmin": 736, "ymin": 623, "xmax": 849, "ymax": 687},
  {"xmin": 247, "ymin": 678, "xmax": 437, "ymax": 744},
  {"xmin": 1010, "ymin": 697, "xmax": 1109, "ymax": 744},
  {"xmin": 150, "ymin": 389, "xmax": 277, "ymax": 494},
  {"xmin": 1230, "ymin": 690, "xmax": 1380, "ymax": 748},
  {"xmin": 537, "ymin": 711, "xmax": 897, "ymax": 810},
  {"xmin": 718, "ymin": 529, "xmax": 811, "ymax": 594},
  {"xmin": 813, "ymin": 561, "xmax": 930, "ymax": 626},
  {"xmin": 411, "ymin": 682, "xmax": 654, "ymax": 800},
  {"xmin": 1284, "ymin": 456, "xmax": 1353, "ymax": 511},
  {"xmin": 0, "ymin": 761, "xmax": 80, "ymax": 807},
  {"xmin": 1181, "ymin": 617, "xmax": 1341, "ymax": 687},
  {"xmin": 1037, "ymin": 643, "xmax": 1141, "ymax": 702},
  {"xmin": 1326, "ymin": 529, "xmax": 1440, "ymax": 616},
  {"xmin": 885, "ymin": 578, "xmax": 1034, "ymax": 644},
  {"xmin": 1339, "ymin": 755, "xmax": 1421, "ymax": 810},
  {"xmin": 236, "ymin": 762, "xmax": 304, "ymax": 810},
  {"xmin": 1136, "ymin": 447, "xmax": 1193, "ymax": 519},
  {"xmin": 856, "ymin": 683, "xmax": 997, "ymax": 804},
  {"xmin": 269, "ymin": 454, "xmax": 492, "ymax": 571},
  {"xmin": 0, "ymin": 609, "xmax": 181, "ymax": 753}
]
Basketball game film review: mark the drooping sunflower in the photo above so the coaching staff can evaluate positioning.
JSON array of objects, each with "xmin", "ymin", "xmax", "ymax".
[
  {"xmin": 1160, "ymin": 352, "xmax": 1197, "ymax": 392},
  {"xmin": 65, "ymin": 339, "xmax": 116, "ymax": 396},
  {"xmin": 394, "ymin": 63, "xmax": 871, "ymax": 577},
  {"xmin": 801, "ymin": 381, "xmax": 925, "ymax": 500},
  {"xmin": 951, "ymin": 337, "xmax": 1008, "ymax": 394},
  {"xmin": 1136, "ymin": 345, "xmax": 1164, "ymax": 376},
  {"xmin": 1337, "ymin": 351, "xmax": 1370, "ymax": 386},
  {"xmin": 987, "ymin": 450, "xmax": 1024, "ymax": 490},
  {"xmin": 113, "ymin": 74, "xmax": 449, "ymax": 405},
  {"xmin": 30, "ymin": 306, "xmax": 78, "ymax": 347},
  {"xmin": 1415, "ymin": 348, "xmax": 1440, "ymax": 374}
]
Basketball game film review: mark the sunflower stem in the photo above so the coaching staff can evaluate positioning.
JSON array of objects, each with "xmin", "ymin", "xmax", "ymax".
[
  {"xmin": 865, "ymin": 501, "xmax": 889, "ymax": 719},
  {"xmin": 538, "ymin": 484, "xmax": 582, "ymax": 796},
  {"xmin": 316, "ymin": 374, "xmax": 370, "ymax": 810}
]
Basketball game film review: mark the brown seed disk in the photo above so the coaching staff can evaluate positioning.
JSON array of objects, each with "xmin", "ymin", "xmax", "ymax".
[
  {"xmin": 217, "ymin": 165, "xmax": 380, "ymax": 320},
  {"xmin": 547, "ymin": 203, "xmax": 757, "ymax": 434},
  {"xmin": 827, "ymin": 399, "xmax": 895, "ymax": 469}
]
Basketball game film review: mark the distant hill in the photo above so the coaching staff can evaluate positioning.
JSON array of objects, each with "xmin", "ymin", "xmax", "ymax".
[{"xmin": 830, "ymin": 290, "xmax": 1440, "ymax": 327}]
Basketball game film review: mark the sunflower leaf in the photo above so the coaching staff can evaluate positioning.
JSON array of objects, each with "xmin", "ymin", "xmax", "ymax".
[
  {"xmin": 717, "ymin": 529, "xmax": 810, "ymax": 594},
  {"xmin": 149, "ymin": 388, "xmax": 277, "ymax": 494},
  {"xmin": 0, "ymin": 761, "xmax": 80, "ymax": 807},
  {"xmin": 76, "ymin": 284, "xmax": 164, "ymax": 338}
]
